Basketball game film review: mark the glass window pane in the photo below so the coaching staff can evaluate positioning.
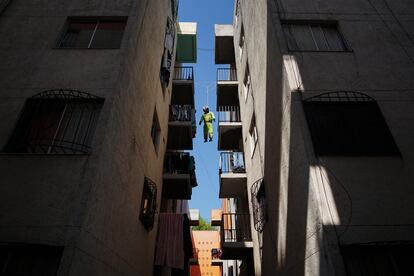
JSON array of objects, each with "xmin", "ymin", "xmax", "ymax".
[
  {"xmin": 282, "ymin": 25, "xmax": 299, "ymax": 50},
  {"xmin": 291, "ymin": 24, "xmax": 317, "ymax": 50},
  {"xmin": 323, "ymin": 25, "xmax": 347, "ymax": 51},
  {"xmin": 91, "ymin": 21, "xmax": 126, "ymax": 48},
  {"xmin": 60, "ymin": 22, "xmax": 96, "ymax": 48},
  {"xmin": 311, "ymin": 24, "xmax": 329, "ymax": 51}
]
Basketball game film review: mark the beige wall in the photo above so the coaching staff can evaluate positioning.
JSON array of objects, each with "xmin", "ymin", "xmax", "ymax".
[
  {"xmin": 0, "ymin": 0, "xmax": 176, "ymax": 275},
  {"xmin": 233, "ymin": 0, "xmax": 414, "ymax": 275}
]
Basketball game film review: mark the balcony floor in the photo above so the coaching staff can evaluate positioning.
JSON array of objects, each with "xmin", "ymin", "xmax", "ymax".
[{"xmin": 219, "ymin": 173, "xmax": 247, "ymax": 198}]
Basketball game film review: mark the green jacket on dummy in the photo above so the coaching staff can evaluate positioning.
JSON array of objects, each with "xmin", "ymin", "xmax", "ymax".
[{"xmin": 199, "ymin": 112, "xmax": 215, "ymax": 141}]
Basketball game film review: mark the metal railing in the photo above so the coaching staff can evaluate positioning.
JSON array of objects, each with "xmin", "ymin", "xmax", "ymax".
[
  {"xmin": 219, "ymin": 151, "xmax": 245, "ymax": 174},
  {"xmin": 218, "ymin": 106, "xmax": 241, "ymax": 123},
  {"xmin": 217, "ymin": 68, "xmax": 237, "ymax": 82},
  {"xmin": 211, "ymin": 248, "xmax": 222, "ymax": 260},
  {"xmin": 221, "ymin": 213, "xmax": 252, "ymax": 243},
  {"xmin": 173, "ymin": 66, "xmax": 194, "ymax": 81},
  {"xmin": 163, "ymin": 152, "xmax": 195, "ymax": 175},
  {"xmin": 169, "ymin": 105, "xmax": 195, "ymax": 122}
]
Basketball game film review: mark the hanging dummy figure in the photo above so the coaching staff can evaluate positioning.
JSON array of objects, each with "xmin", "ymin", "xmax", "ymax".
[{"xmin": 199, "ymin": 106, "xmax": 215, "ymax": 142}]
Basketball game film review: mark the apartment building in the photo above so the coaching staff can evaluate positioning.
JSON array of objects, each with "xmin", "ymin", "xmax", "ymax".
[
  {"xmin": 215, "ymin": 0, "xmax": 414, "ymax": 275},
  {"xmin": 0, "ymin": 0, "xmax": 197, "ymax": 275},
  {"xmin": 190, "ymin": 230, "xmax": 222, "ymax": 276}
]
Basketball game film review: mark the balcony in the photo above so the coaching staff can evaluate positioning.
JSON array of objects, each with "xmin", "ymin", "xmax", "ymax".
[
  {"xmin": 217, "ymin": 68, "xmax": 239, "ymax": 108},
  {"xmin": 219, "ymin": 152, "xmax": 247, "ymax": 198},
  {"xmin": 189, "ymin": 209, "xmax": 200, "ymax": 226},
  {"xmin": 218, "ymin": 106, "xmax": 243, "ymax": 151},
  {"xmin": 211, "ymin": 209, "xmax": 223, "ymax": 227},
  {"xmin": 176, "ymin": 22, "xmax": 197, "ymax": 63},
  {"xmin": 167, "ymin": 104, "xmax": 196, "ymax": 150},
  {"xmin": 172, "ymin": 66, "xmax": 195, "ymax": 107},
  {"xmin": 215, "ymin": 24, "xmax": 235, "ymax": 64},
  {"xmin": 220, "ymin": 213, "xmax": 253, "ymax": 260},
  {"xmin": 163, "ymin": 152, "xmax": 196, "ymax": 200},
  {"xmin": 211, "ymin": 248, "xmax": 223, "ymax": 266}
]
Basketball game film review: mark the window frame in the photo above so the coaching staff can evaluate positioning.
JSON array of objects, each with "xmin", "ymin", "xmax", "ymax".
[
  {"xmin": 3, "ymin": 90, "xmax": 104, "ymax": 155},
  {"xmin": 303, "ymin": 91, "xmax": 400, "ymax": 157},
  {"xmin": 139, "ymin": 177, "xmax": 158, "ymax": 231},
  {"xmin": 281, "ymin": 20, "xmax": 352, "ymax": 53},
  {"xmin": 151, "ymin": 108, "xmax": 161, "ymax": 154},
  {"xmin": 56, "ymin": 16, "xmax": 127, "ymax": 49},
  {"xmin": 249, "ymin": 114, "xmax": 258, "ymax": 158}
]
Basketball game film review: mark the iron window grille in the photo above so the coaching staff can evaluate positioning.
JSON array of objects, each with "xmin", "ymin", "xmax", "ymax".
[
  {"xmin": 4, "ymin": 89, "xmax": 104, "ymax": 154},
  {"xmin": 282, "ymin": 21, "xmax": 350, "ymax": 52},
  {"xmin": 303, "ymin": 91, "xmax": 400, "ymax": 156},
  {"xmin": 251, "ymin": 178, "xmax": 267, "ymax": 232},
  {"xmin": 0, "ymin": 244, "xmax": 63, "ymax": 276},
  {"xmin": 139, "ymin": 177, "xmax": 157, "ymax": 231},
  {"xmin": 57, "ymin": 17, "xmax": 127, "ymax": 49}
]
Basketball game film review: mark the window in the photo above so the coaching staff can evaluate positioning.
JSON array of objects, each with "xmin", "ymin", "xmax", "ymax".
[
  {"xmin": 342, "ymin": 244, "xmax": 414, "ymax": 276},
  {"xmin": 58, "ymin": 17, "xmax": 127, "ymax": 49},
  {"xmin": 282, "ymin": 21, "xmax": 349, "ymax": 51},
  {"xmin": 160, "ymin": 18, "xmax": 176, "ymax": 88},
  {"xmin": 151, "ymin": 109, "xmax": 161, "ymax": 153},
  {"xmin": 238, "ymin": 25, "xmax": 245, "ymax": 60},
  {"xmin": 251, "ymin": 178, "xmax": 267, "ymax": 232},
  {"xmin": 303, "ymin": 91, "xmax": 400, "ymax": 156},
  {"xmin": 0, "ymin": 244, "xmax": 63, "ymax": 276},
  {"xmin": 139, "ymin": 177, "xmax": 157, "ymax": 231},
  {"xmin": 4, "ymin": 90, "xmax": 104, "ymax": 154},
  {"xmin": 249, "ymin": 115, "xmax": 258, "ymax": 157},
  {"xmin": 243, "ymin": 65, "xmax": 251, "ymax": 101},
  {"xmin": 234, "ymin": 0, "xmax": 241, "ymax": 26}
]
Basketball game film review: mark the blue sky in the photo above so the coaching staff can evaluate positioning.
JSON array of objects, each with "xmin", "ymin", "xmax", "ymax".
[{"xmin": 178, "ymin": 0, "xmax": 234, "ymax": 220}]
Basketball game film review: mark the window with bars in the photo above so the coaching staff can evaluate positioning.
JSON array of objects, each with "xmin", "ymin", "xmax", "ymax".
[
  {"xmin": 57, "ymin": 17, "xmax": 127, "ymax": 49},
  {"xmin": 239, "ymin": 24, "xmax": 245, "ymax": 60},
  {"xmin": 139, "ymin": 177, "xmax": 157, "ymax": 231},
  {"xmin": 282, "ymin": 21, "xmax": 349, "ymax": 52},
  {"xmin": 0, "ymin": 244, "xmax": 63, "ymax": 276},
  {"xmin": 151, "ymin": 109, "xmax": 161, "ymax": 153},
  {"xmin": 303, "ymin": 91, "xmax": 400, "ymax": 156},
  {"xmin": 251, "ymin": 178, "xmax": 267, "ymax": 232},
  {"xmin": 249, "ymin": 114, "xmax": 258, "ymax": 157},
  {"xmin": 4, "ymin": 90, "xmax": 104, "ymax": 154},
  {"xmin": 243, "ymin": 64, "xmax": 251, "ymax": 101}
]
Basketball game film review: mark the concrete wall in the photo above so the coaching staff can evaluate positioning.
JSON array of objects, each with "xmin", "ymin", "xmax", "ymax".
[
  {"xmin": 234, "ymin": 0, "xmax": 414, "ymax": 275},
  {"xmin": 0, "ymin": 0, "xmax": 176, "ymax": 275}
]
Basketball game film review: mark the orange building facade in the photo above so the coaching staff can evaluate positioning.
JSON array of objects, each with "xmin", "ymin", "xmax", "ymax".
[{"xmin": 190, "ymin": 231, "xmax": 222, "ymax": 276}]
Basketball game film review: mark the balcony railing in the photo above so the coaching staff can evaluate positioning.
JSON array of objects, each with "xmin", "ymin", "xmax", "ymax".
[
  {"xmin": 211, "ymin": 248, "xmax": 222, "ymax": 260},
  {"xmin": 221, "ymin": 213, "xmax": 252, "ymax": 243},
  {"xmin": 169, "ymin": 105, "xmax": 195, "ymax": 122},
  {"xmin": 173, "ymin": 66, "xmax": 194, "ymax": 81},
  {"xmin": 163, "ymin": 152, "xmax": 195, "ymax": 175},
  {"xmin": 219, "ymin": 151, "xmax": 245, "ymax": 174},
  {"xmin": 217, "ymin": 68, "xmax": 237, "ymax": 82},
  {"xmin": 218, "ymin": 106, "xmax": 241, "ymax": 123}
]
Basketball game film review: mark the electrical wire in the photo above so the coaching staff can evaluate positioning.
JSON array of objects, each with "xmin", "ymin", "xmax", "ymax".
[{"xmin": 366, "ymin": 0, "xmax": 414, "ymax": 63}]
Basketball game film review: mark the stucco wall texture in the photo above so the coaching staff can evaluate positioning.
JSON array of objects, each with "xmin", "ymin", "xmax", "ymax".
[
  {"xmin": 0, "ymin": 0, "xmax": 176, "ymax": 275},
  {"xmin": 232, "ymin": 0, "xmax": 414, "ymax": 275}
]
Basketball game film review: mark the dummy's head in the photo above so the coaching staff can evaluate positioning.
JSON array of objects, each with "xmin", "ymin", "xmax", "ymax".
[{"xmin": 203, "ymin": 106, "xmax": 209, "ymax": 113}]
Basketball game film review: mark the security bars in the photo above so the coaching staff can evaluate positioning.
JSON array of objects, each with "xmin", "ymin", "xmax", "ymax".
[{"xmin": 4, "ymin": 90, "xmax": 104, "ymax": 154}]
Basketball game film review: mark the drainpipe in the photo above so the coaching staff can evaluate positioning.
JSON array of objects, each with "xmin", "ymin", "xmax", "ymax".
[{"xmin": 0, "ymin": 0, "xmax": 12, "ymax": 15}]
